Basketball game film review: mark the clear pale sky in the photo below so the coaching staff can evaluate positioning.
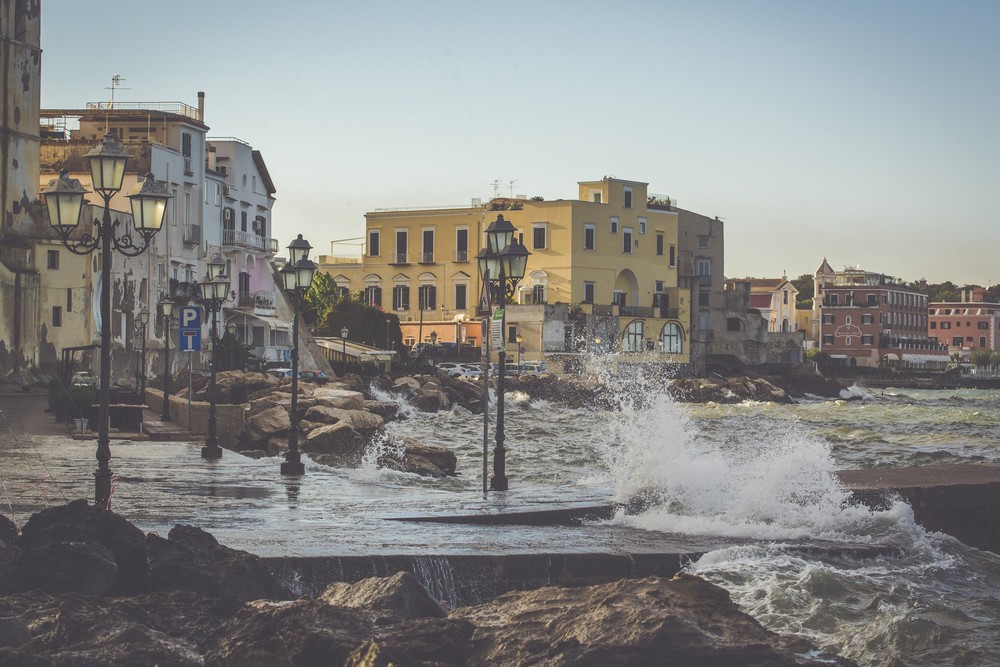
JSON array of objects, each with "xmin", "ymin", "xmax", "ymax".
[{"xmin": 41, "ymin": 1, "xmax": 999, "ymax": 285}]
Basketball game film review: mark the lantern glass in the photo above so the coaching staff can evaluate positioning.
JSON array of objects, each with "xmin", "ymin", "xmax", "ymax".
[
  {"xmin": 207, "ymin": 253, "xmax": 226, "ymax": 280},
  {"xmin": 137, "ymin": 310, "xmax": 150, "ymax": 328},
  {"xmin": 295, "ymin": 259, "xmax": 317, "ymax": 291},
  {"xmin": 485, "ymin": 215, "xmax": 515, "ymax": 255},
  {"xmin": 502, "ymin": 238, "xmax": 530, "ymax": 281},
  {"xmin": 86, "ymin": 133, "xmax": 129, "ymax": 195},
  {"xmin": 287, "ymin": 234, "xmax": 313, "ymax": 265},
  {"xmin": 42, "ymin": 171, "xmax": 86, "ymax": 231},
  {"xmin": 213, "ymin": 276, "xmax": 231, "ymax": 301},
  {"xmin": 160, "ymin": 299, "xmax": 174, "ymax": 319},
  {"xmin": 127, "ymin": 174, "xmax": 170, "ymax": 231},
  {"xmin": 341, "ymin": 326, "xmax": 349, "ymax": 339},
  {"xmin": 280, "ymin": 264, "xmax": 298, "ymax": 291}
]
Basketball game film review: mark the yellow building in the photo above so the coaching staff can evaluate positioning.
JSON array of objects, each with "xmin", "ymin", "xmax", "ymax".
[{"xmin": 319, "ymin": 177, "xmax": 691, "ymax": 364}]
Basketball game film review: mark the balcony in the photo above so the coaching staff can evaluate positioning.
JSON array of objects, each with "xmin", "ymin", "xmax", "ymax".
[
  {"xmin": 697, "ymin": 274, "xmax": 712, "ymax": 286},
  {"xmin": 183, "ymin": 223, "xmax": 201, "ymax": 246},
  {"xmin": 238, "ymin": 290, "xmax": 277, "ymax": 317},
  {"xmin": 620, "ymin": 305, "xmax": 655, "ymax": 318},
  {"xmin": 391, "ymin": 252, "xmax": 410, "ymax": 265},
  {"xmin": 420, "ymin": 251, "xmax": 435, "ymax": 264},
  {"xmin": 223, "ymin": 229, "xmax": 277, "ymax": 253},
  {"xmin": 169, "ymin": 279, "xmax": 199, "ymax": 300},
  {"xmin": 454, "ymin": 250, "xmax": 469, "ymax": 263}
]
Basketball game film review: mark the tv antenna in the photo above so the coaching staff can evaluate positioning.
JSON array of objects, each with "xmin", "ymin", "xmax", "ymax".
[
  {"xmin": 104, "ymin": 74, "xmax": 130, "ymax": 109},
  {"xmin": 508, "ymin": 179, "xmax": 518, "ymax": 198},
  {"xmin": 491, "ymin": 180, "xmax": 503, "ymax": 199}
]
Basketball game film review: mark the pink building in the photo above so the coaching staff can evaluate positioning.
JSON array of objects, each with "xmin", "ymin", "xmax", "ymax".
[{"xmin": 928, "ymin": 286, "xmax": 1000, "ymax": 356}]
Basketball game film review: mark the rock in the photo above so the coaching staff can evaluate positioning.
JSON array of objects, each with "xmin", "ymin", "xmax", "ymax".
[
  {"xmin": 311, "ymin": 388, "xmax": 366, "ymax": 411},
  {"xmin": 304, "ymin": 422, "xmax": 365, "ymax": 466},
  {"xmin": 303, "ymin": 406, "xmax": 385, "ymax": 439},
  {"xmin": 363, "ymin": 399, "xmax": 399, "ymax": 422},
  {"xmin": 248, "ymin": 397, "xmax": 280, "ymax": 414},
  {"xmin": 242, "ymin": 405, "xmax": 291, "ymax": 447},
  {"xmin": 452, "ymin": 575, "xmax": 855, "ymax": 666},
  {"xmin": 0, "ymin": 515, "xmax": 17, "ymax": 547},
  {"xmin": 392, "ymin": 377, "xmax": 421, "ymax": 394},
  {"xmin": 240, "ymin": 449, "xmax": 267, "ymax": 460},
  {"xmin": 0, "ymin": 541, "xmax": 117, "ymax": 596},
  {"xmin": 147, "ymin": 524, "xmax": 292, "ymax": 603},
  {"xmin": 0, "ymin": 616, "xmax": 31, "ymax": 648},
  {"xmin": 379, "ymin": 438, "xmax": 457, "ymax": 478},
  {"xmin": 320, "ymin": 572, "xmax": 447, "ymax": 618},
  {"xmin": 14, "ymin": 499, "xmax": 149, "ymax": 595}
]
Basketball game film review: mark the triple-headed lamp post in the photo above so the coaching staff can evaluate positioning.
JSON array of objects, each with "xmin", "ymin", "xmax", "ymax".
[
  {"xmin": 278, "ymin": 234, "xmax": 317, "ymax": 476},
  {"xmin": 199, "ymin": 254, "xmax": 235, "ymax": 460},
  {"xmin": 477, "ymin": 214, "xmax": 530, "ymax": 492},
  {"xmin": 42, "ymin": 133, "xmax": 170, "ymax": 510},
  {"xmin": 159, "ymin": 298, "xmax": 174, "ymax": 422}
]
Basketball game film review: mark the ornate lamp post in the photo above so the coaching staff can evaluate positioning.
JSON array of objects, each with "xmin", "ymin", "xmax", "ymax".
[
  {"xmin": 279, "ymin": 235, "xmax": 317, "ymax": 476},
  {"xmin": 477, "ymin": 214, "xmax": 530, "ymax": 492},
  {"xmin": 199, "ymin": 256, "xmax": 235, "ymax": 460},
  {"xmin": 340, "ymin": 326, "xmax": 349, "ymax": 376},
  {"xmin": 516, "ymin": 334, "xmax": 524, "ymax": 376},
  {"xmin": 159, "ymin": 298, "xmax": 174, "ymax": 421},
  {"xmin": 41, "ymin": 133, "xmax": 170, "ymax": 509},
  {"xmin": 225, "ymin": 322, "xmax": 237, "ymax": 371},
  {"xmin": 134, "ymin": 309, "xmax": 149, "ymax": 397}
]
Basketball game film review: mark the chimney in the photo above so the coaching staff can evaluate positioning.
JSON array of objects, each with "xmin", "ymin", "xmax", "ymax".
[{"xmin": 197, "ymin": 92, "xmax": 205, "ymax": 122}]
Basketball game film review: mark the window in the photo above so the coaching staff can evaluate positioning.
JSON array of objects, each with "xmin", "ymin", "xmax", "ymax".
[
  {"xmin": 422, "ymin": 229, "xmax": 434, "ymax": 263},
  {"xmin": 698, "ymin": 236, "xmax": 709, "ymax": 249},
  {"xmin": 610, "ymin": 216, "xmax": 618, "ymax": 234},
  {"xmin": 823, "ymin": 334, "xmax": 834, "ymax": 344},
  {"xmin": 953, "ymin": 336, "xmax": 963, "ymax": 346},
  {"xmin": 862, "ymin": 314, "xmax": 874, "ymax": 325},
  {"xmin": 655, "ymin": 280, "xmax": 664, "ymax": 293},
  {"xmin": 979, "ymin": 322, "xmax": 989, "ymax": 330},
  {"xmin": 981, "ymin": 336, "xmax": 987, "ymax": 348},
  {"xmin": 66, "ymin": 288, "xmax": 72, "ymax": 312},
  {"xmin": 862, "ymin": 335, "xmax": 873, "ymax": 345},
  {"xmin": 395, "ymin": 230, "xmax": 408, "ymax": 263},
  {"xmin": 638, "ymin": 217, "xmax": 646, "ymax": 234},
  {"xmin": 392, "ymin": 285, "xmax": 410, "ymax": 310},
  {"xmin": 532, "ymin": 284, "xmax": 545, "ymax": 304},
  {"xmin": 941, "ymin": 322, "xmax": 951, "ymax": 329},
  {"xmin": 698, "ymin": 311, "xmax": 709, "ymax": 331},
  {"xmin": 656, "ymin": 233, "xmax": 664, "ymax": 256},
  {"xmin": 661, "ymin": 322, "xmax": 683, "ymax": 354},
  {"xmin": 52, "ymin": 306, "xmax": 62, "ymax": 327},
  {"xmin": 592, "ymin": 191, "xmax": 601, "ymax": 203},
  {"xmin": 727, "ymin": 317, "xmax": 743, "ymax": 332},
  {"xmin": 46, "ymin": 249, "xmax": 59, "ymax": 269},
  {"xmin": 583, "ymin": 281, "xmax": 595, "ymax": 304},
  {"xmin": 454, "ymin": 284, "xmax": 467, "ymax": 310},
  {"xmin": 240, "ymin": 209, "xmax": 248, "ymax": 232},
  {"xmin": 418, "ymin": 284, "xmax": 436, "ymax": 310},
  {"xmin": 698, "ymin": 291, "xmax": 709, "ymax": 307},
  {"xmin": 368, "ymin": 230, "xmax": 380, "ymax": 257},
  {"xmin": 508, "ymin": 326, "xmax": 518, "ymax": 345},
  {"xmin": 364, "ymin": 286, "xmax": 382, "ymax": 307},
  {"xmin": 783, "ymin": 291, "xmax": 788, "ymax": 304},
  {"xmin": 624, "ymin": 186, "xmax": 633, "ymax": 209},
  {"xmin": 822, "ymin": 314, "xmax": 835, "ymax": 324},
  {"xmin": 613, "ymin": 290, "xmax": 626, "ymax": 307},
  {"xmin": 695, "ymin": 258, "xmax": 711, "ymax": 283},
  {"xmin": 455, "ymin": 228, "xmax": 469, "ymax": 262},
  {"xmin": 181, "ymin": 132, "xmax": 192, "ymax": 158},
  {"xmin": 867, "ymin": 294, "xmax": 877, "ymax": 306},
  {"xmin": 668, "ymin": 245, "xmax": 676, "ymax": 267},
  {"xmin": 828, "ymin": 294, "xmax": 839, "ymax": 306},
  {"xmin": 622, "ymin": 227, "xmax": 633, "ymax": 253},
  {"xmin": 930, "ymin": 322, "xmax": 937, "ymax": 329},
  {"xmin": 584, "ymin": 224, "xmax": 596, "ymax": 250},
  {"xmin": 623, "ymin": 320, "xmax": 643, "ymax": 352},
  {"xmin": 846, "ymin": 315, "xmax": 852, "ymax": 325},
  {"xmin": 532, "ymin": 224, "xmax": 547, "ymax": 250}
]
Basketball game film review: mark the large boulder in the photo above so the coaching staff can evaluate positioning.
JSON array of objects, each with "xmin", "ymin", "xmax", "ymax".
[
  {"xmin": 320, "ymin": 572, "xmax": 446, "ymax": 618},
  {"xmin": 304, "ymin": 422, "xmax": 365, "ymax": 467},
  {"xmin": 311, "ymin": 388, "xmax": 366, "ymax": 411},
  {"xmin": 0, "ymin": 515, "xmax": 17, "ymax": 547},
  {"xmin": 241, "ymin": 405, "xmax": 291, "ymax": 448},
  {"xmin": 391, "ymin": 377, "xmax": 421, "ymax": 394},
  {"xmin": 12, "ymin": 499, "xmax": 149, "ymax": 595},
  {"xmin": 379, "ymin": 438, "xmax": 457, "ymax": 478},
  {"xmin": 0, "ymin": 541, "xmax": 117, "ymax": 596},
  {"xmin": 303, "ymin": 406, "xmax": 385, "ymax": 439},
  {"xmin": 364, "ymin": 399, "xmax": 399, "ymax": 422},
  {"xmin": 147, "ymin": 524, "xmax": 292, "ymax": 603}
]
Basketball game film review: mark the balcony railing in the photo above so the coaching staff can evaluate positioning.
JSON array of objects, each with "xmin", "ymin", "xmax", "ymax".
[
  {"xmin": 183, "ymin": 223, "xmax": 201, "ymax": 245},
  {"xmin": 697, "ymin": 274, "xmax": 712, "ymax": 286},
  {"xmin": 223, "ymin": 228, "xmax": 277, "ymax": 253},
  {"xmin": 454, "ymin": 250, "xmax": 469, "ymax": 262},
  {"xmin": 620, "ymin": 305, "xmax": 654, "ymax": 318},
  {"xmin": 420, "ymin": 251, "xmax": 435, "ymax": 264},
  {"xmin": 391, "ymin": 252, "xmax": 409, "ymax": 264},
  {"xmin": 238, "ymin": 290, "xmax": 277, "ymax": 316}
]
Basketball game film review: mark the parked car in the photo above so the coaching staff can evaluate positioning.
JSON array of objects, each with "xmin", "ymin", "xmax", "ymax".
[
  {"xmin": 520, "ymin": 361, "xmax": 549, "ymax": 375},
  {"xmin": 267, "ymin": 368, "xmax": 295, "ymax": 380},
  {"xmin": 298, "ymin": 370, "xmax": 329, "ymax": 383},
  {"xmin": 71, "ymin": 371, "xmax": 96, "ymax": 387}
]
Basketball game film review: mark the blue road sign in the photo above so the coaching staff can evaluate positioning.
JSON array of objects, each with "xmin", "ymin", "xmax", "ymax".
[{"xmin": 178, "ymin": 306, "xmax": 202, "ymax": 352}]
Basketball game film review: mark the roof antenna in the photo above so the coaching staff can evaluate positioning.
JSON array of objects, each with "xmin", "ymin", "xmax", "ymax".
[{"xmin": 103, "ymin": 74, "xmax": 130, "ymax": 126}]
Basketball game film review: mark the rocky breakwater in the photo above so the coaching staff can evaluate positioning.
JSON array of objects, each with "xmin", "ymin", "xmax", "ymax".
[
  {"xmin": 0, "ymin": 501, "xmax": 855, "ymax": 666},
  {"xmin": 213, "ymin": 371, "xmax": 487, "ymax": 478}
]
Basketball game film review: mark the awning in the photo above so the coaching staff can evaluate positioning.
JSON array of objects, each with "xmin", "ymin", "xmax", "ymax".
[
  {"xmin": 902, "ymin": 353, "xmax": 948, "ymax": 364},
  {"xmin": 223, "ymin": 309, "xmax": 292, "ymax": 331},
  {"xmin": 828, "ymin": 354, "xmax": 848, "ymax": 359}
]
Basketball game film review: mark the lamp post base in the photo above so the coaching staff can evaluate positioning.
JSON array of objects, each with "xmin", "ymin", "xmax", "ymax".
[
  {"xmin": 489, "ymin": 474, "xmax": 508, "ymax": 491},
  {"xmin": 281, "ymin": 451, "xmax": 305, "ymax": 476},
  {"xmin": 201, "ymin": 444, "xmax": 223, "ymax": 460}
]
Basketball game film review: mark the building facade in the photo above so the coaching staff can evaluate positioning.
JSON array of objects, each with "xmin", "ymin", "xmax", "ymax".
[
  {"xmin": 319, "ymin": 177, "xmax": 693, "ymax": 364},
  {"xmin": 928, "ymin": 286, "xmax": 1000, "ymax": 358},
  {"xmin": 814, "ymin": 259, "xmax": 947, "ymax": 368},
  {"xmin": 725, "ymin": 277, "xmax": 798, "ymax": 333}
]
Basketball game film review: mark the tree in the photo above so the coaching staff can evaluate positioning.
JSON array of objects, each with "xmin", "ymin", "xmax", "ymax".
[
  {"xmin": 301, "ymin": 271, "xmax": 341, "ymax": 326},
  {"xmin": 970, "ymin": 347, "xmax": 993, "ymax": 368},
  {"xmin": 791, "ymin": 274, "xmax": 814, "ymax": 305}
]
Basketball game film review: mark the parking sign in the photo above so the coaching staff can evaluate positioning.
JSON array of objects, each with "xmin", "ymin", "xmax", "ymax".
[{"xmin": 178, "ymin": 306, "xmax": 202, "ymax": 352}]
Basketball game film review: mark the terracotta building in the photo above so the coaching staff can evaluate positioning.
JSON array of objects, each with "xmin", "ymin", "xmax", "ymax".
[{"xmin": 928, "ymin": 286, "xmax": 1000, "ymax": 358}]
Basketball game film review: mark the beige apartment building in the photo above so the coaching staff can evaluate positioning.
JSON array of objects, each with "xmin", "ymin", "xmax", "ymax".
[{"xmin": 319, "ymin": 177, "xmax": 692, "ymax": 364}]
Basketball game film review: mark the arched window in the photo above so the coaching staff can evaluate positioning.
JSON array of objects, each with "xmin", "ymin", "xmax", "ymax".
[
  {"xmin": 622, "ymin": 320, "xmax": 644, "ymax": 352},
  {"xmin": 661, "ymin": 322, "xmax": 683, "ymax": 354}
]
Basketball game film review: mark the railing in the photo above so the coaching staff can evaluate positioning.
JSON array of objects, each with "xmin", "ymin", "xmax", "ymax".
[
  {"xmin": 455, "ymin": 250, "xmax": 469, "ymax": 262},
  {"xmin": 420, "ymin": 252, "xmax": 435, "ymax": 264},
  {"xmin": 183, "ymin": 223, "xmax": 201, "ymax": 245},
  {"xmin": 392, "ymin": 252, "xmax": 409, "ymax": 264},
  {"xmin": 85, "ymin": 100, "xmax": 201, "ymax": 120},
  {"xmin": 169, "ymin": 280, "xmax": 199, "ymax": 299},
  {"xmin": 183, "ymin": 157, "xmax": 194, "ymax": 175},
  {"xmin": 660, "ymin": 307, "xmax": 680, "ymax": 319},
  {"xmin": 698, "ymin": 274, "xmax": 712, "ymax": 286},
  {"xmin": 222, "ymin": 228, "xmax": 275, "ymax": 252},
  {"xmin": 620, "ymin": 306, "xmax": 654, "ymax": 318}
]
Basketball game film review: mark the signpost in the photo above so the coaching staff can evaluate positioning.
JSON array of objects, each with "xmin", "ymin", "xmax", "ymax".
[{"xmin": 178, "ymin": 306, "xmax": 202, "ymax": 352}]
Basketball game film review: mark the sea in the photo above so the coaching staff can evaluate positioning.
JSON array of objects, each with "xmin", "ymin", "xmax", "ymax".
[{"xmin": 3, "ymin": 362, "xmax": 1000, "ymax": 666}]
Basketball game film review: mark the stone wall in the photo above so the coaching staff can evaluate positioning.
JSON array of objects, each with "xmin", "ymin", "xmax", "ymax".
[{"xmin": 144, "ymin": 388, "xmax": 245, "ymax": 449}]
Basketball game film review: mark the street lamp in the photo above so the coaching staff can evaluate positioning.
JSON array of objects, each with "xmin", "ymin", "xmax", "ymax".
[
  {"xmin": 429, "ymin": 331, "xmax": 438, "ymax": 366},
  {"xmin": 41, "ymin": 133, "xmax": 170, "ymax": 510},
  {"xmin": 279, "ymin": 237, "xmax": 317, "ymax": 476},
  {"xmin": 516, "ymin": 334, "xmax": 523, "ymax": 376},
  {"xmin": 340, "ymin": 326, "xmax": 349, "ymax": 377},
  {"xmin": 477, "ymin": 214, "xmax": 531, "ymax": 492},
  {"xmin": 159, "ymin": 298, "xmax": 174, "ymax": 422},
  {"xmin": 385, "ymin": 318, "xmax": 391, "ymax": 350},
  {"xmin": 134, "ymin": 309, "xmax": 149, "ymax": 397},
  {"xmin": 225, "ymin": 322, "xmax": 237, "ymax": 371},
  {"xmin": 198, "ymin": 268, "xmax": 235, "ymax": 460}
]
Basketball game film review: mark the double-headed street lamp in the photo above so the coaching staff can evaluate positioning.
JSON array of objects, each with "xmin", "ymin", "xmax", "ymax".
[
  {"xmin": 42, "ymin": 133, "xmax": 170, "ymax": 510},
  {"xmin": 199, "ymin": 253, "xmax": 235, "ymax": 460},
  {"xmin": 477, "ymin": 214, "xmax": 530, "ymax": 493},
  {"xmin": 133, "ymin": 309, "xmax": 149, "ymax": 397},
  {"xmin": 279, "ymin": 234, "xmax": 317, "ymax": 476},
  {"xmin": 159, "ymin": 298, "xmax": 174, "ymax": 422}
]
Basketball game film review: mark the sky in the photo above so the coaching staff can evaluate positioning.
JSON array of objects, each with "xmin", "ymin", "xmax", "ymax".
[{"xmin": 41, "ymin": 1, "xmax": 1000, "ymax": 285}]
